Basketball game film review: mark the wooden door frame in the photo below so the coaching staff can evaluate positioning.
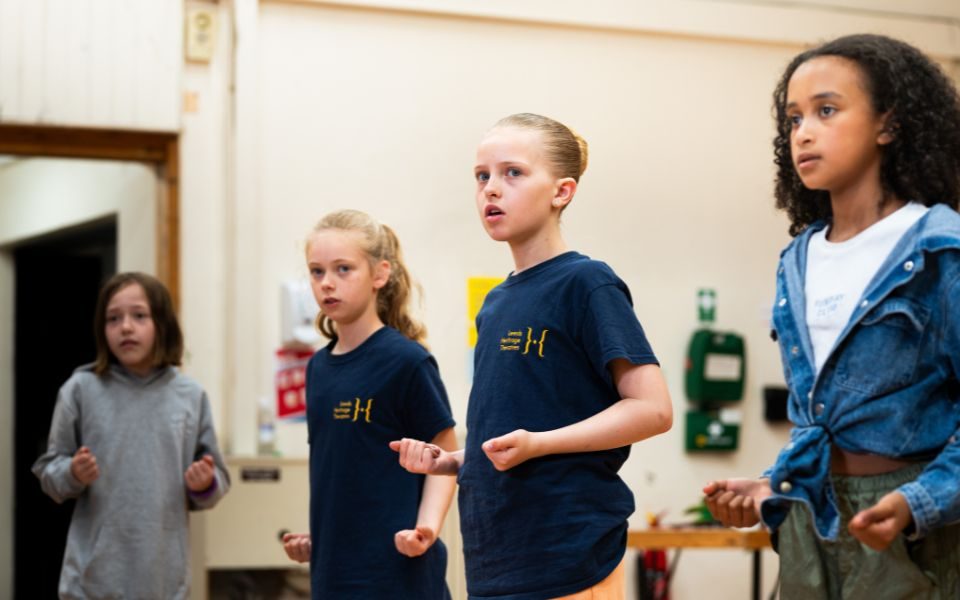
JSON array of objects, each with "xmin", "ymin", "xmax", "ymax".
[{"xmin": 0, "ymin": 124, "xmax": 180, "ymax": 307}]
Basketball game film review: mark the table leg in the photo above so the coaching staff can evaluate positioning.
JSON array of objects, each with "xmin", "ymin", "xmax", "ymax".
[{"xmin": 752, "ymin": 549, "xmax": 761, "ymax": 600}]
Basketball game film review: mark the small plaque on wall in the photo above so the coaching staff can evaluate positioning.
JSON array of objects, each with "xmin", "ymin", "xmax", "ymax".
[{"xmin": 240, "ymin": 467, "xmax": 281, "ymax": 482}]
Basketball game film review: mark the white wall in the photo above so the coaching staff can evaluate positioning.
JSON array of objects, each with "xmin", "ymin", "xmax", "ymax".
[
  {"xmin": 0, "ymin": 157, "xmax": 157, "ymax": 598},
  {"xmin": 0, "ymin": 159, "xmax": 157, "ymax": 268},
  {"xmin": 0, "ymin": 0, "xmax": 182, "ymax": 129},
  {"xmin": 179, "ymin": 0, "xmax": 234, "ymax": 452}
]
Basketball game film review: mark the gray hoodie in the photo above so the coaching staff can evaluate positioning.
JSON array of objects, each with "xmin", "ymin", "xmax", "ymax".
[{"xmin": 32, "ymin": 364, "xmax": 230, "ymax": 599}]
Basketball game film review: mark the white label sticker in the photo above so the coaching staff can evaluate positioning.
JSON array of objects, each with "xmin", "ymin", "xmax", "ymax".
[
  {"xmin": 719, "ymin": 408, "xmax": 743, "ymax": 424},
  {"xmin": 704, "ymin": 354, "xmax": 741, "ymax": 381}
]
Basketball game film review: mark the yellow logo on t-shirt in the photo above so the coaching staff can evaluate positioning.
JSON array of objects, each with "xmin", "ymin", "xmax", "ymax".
[
  {"xmin": 499, "ymin": 327, "xmax": 548, "ymax": 358},
  {"xmin": 333, "ymin": 398, "xmax": 374, "ymax": 422}
]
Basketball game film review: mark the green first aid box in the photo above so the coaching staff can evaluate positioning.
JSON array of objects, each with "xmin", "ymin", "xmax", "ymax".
[
  {"xmin": 684, "ymin": 329, "xmax": 745, "ymax": 402},
  {"xmin": 685, "ymin": 409, "xmax": 740, "ymax": 452}
]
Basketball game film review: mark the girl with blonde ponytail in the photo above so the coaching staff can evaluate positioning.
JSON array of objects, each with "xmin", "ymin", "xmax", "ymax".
[
  {"xmin": 311, "ymin": 209, "xmax": 427, "ymax": 345},
  {"xmin": 283, "ymin": 209, "xmax": 456, "ymax": 600},
  {"xmin": 393, "ymin": 113, "xmax": 673, "ymax": 599}
]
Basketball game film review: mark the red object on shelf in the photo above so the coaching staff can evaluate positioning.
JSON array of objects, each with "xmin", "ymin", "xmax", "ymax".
[{"xmin": 275, "ymin": 348, "xmax": 314, "ymax": 419}]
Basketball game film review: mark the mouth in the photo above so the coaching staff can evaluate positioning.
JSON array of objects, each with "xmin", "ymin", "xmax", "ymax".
[
  {"xmin": 322, "ymin": 298, "xmax": 340, "ymax": 307},
  {"xmin": 484, "ymin": 205, "xmax": 504, "ymax": 219},
  {"xmin": 795, "ymin": 153, "xmax": 820, "ymax": 169},
  {"xmin": 119, "ymin": 340, "xmax": 138, "ymax": 350}
]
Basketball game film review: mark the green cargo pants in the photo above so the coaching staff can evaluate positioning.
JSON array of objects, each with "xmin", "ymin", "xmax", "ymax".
[{"xmin": 776, "ymin": 464, "xmax": 960, "ymax": 599}]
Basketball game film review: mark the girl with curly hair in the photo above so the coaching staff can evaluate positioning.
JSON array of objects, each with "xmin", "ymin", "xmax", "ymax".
[{"xmin": 704, "ymin": 34, "xmax": 960, "ymax": 598}]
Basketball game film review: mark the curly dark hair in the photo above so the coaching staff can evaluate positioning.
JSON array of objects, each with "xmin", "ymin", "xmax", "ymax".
[{"xmin": 773, "ymin": 33, "xmax": 960, "ymax": 236}]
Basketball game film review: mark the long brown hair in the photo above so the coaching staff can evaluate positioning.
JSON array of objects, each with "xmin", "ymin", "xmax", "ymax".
[
  {"xmin": 93, "ymin": 272, "xmax": 183, "ymax": 375},
  {"xmin": 307, "ymin": 210, "xmax": 427, "ymax": 346}
]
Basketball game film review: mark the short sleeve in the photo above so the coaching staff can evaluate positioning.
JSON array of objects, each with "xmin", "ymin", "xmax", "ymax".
[
  {"xmin": 401, "ymin": 357, "xmax": 456, "ymax": 443},
  {"xmin": 581, "ymin": 283, "xmax": 659, "ymax": 386}
]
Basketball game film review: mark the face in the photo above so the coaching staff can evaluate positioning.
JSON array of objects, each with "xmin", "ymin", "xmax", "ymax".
[
  {"xmin": 474, "ymin": 126, "xmax": 571, "ymax": 245},
  {"xmin": 105, "ymin": 282, "xmax": 157, "ymax": 376},
  {"xmin": 306, "ymin": 229, "xmax": 389, "ymax": 329},
  {"xmin": 785, "ymin": 56, "xmax": 891, "ymax": 195}
]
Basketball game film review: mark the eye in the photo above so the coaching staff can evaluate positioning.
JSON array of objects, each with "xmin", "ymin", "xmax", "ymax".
[
  {"xmin": 337, "ymin": 265, "xmax": 351, "ymax": 274},
  {"xmin": 310, "ymin": 267, "xmax": 324, "ymax": 278},
  {"xmin": 134, "ymin": 312, "xmax": 150, "ymax": 321},
  {"xmin": 818, "ymin": 105, "xmax": 836, "ymax": 118},
  {"xmin": 475, "ymin": 171, "xmax": 490, "ymax": 183},
  {"xmin": 107, "ymin": 314, "xmax": 120, "ymax": 324},
  {"xmin": 506, "ymin": 167, "xmax": 521, "ymax": 177},
  {"xmin": 788, "ymin": 114, "xmax": 802, "ymax": 128}
]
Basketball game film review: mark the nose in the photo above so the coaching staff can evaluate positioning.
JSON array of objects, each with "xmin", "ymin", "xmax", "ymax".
[
  {"xmin": 794, "ymin": 118, "xmax": 814, "ymax": 146},
  {"xmin": 120, "ymin": 314, "xmax": 134, "ymax": 331},
  {"xmin": 320, "ymin": 273, "xmax": 334, "ymax": 290},
  {"xmin": 484, "ymin": 175, "xmax": 501, "ymax": 199}
]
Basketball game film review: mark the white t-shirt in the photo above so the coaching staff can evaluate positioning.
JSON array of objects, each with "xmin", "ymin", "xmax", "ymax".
[{"xmin": 805, "ymin": 202, "xmax": 928, "ymax": 374}]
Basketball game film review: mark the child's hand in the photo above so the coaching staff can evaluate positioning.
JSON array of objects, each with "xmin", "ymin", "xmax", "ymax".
[
  {"xmin": 70, "ymin": 446, "xmax": 100, "ymax": 485},
  {"xmin": 482, "ymin": 429, "xmax": 539, "ymax": 471},
  {"xmin": 390, "ymin": 438, "xmax": 452, "ymax": 475},
  {"xmin": 282, "ymin": 532, "xmax": 311, "ymax": 563},
  {"xmin": 848, "ymin": 491, "xmax": 912, "ymax": 551},
  {"xmin": 702, "ymin": 478, "xmax": 771, "ymax": 528},
  {"xmin": 394, "ymin": 525, "xmax": 436, "ymax": 557},
  {"xmin": 184, "ymin": 454, "xmax": 216, "ymax": 492}
]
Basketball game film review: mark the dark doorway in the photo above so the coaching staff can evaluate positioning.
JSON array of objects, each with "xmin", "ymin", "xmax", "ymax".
[{"xmin": 13, "ymin": 218, "xmax": 116, "ymax": 599}]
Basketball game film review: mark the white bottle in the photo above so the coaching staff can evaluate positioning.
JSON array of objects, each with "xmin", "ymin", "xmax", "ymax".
[{"xmin": 257, "ymin": 396, "xmax": 276, "ymax": 456}]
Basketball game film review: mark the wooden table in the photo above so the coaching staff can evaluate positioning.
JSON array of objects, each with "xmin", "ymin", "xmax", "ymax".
[{"xmin": 627, "ymin": 528, "xmax": 772, "ymax": 600}]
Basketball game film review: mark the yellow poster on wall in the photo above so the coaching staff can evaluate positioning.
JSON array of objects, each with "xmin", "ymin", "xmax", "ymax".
[{"xmin": 467, "ymin": 277, "xmax": 503, "ymax": 347}]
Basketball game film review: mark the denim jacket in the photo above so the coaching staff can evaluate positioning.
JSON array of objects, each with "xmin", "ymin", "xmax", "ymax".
[{"xmin": 760, "ymin": 204, "xmax": 960, "ymax": 540}]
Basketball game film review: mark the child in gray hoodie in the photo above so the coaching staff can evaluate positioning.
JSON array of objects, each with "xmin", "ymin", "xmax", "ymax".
[{"xmin": 33, "ymin": 272, "xmax": 230, "ymax": 599}]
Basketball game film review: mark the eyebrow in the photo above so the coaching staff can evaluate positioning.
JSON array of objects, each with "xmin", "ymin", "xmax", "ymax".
[
  {"xmin": 474, "ymin": 160, "xmax": 528, "ymax": 171},
  {"xmin": 786, "ymin": 91, "xmax": 843, "ymax": 109},
  {"xmin": 106, "ymin": 304, "xmax": 149, "ymax": 313}
]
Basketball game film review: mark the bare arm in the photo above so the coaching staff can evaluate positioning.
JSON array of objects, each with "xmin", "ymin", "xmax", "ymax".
[
  {"xmin": 484, "ymin": 360, "xmax": 673, "ymax": 470},
  {"xmin": 395, "ymin": 427, "xmax": 459, "ymax": 557},
  {"xmin": 390, "ymin": 438, "xmax": 464, "ymax": 476}
]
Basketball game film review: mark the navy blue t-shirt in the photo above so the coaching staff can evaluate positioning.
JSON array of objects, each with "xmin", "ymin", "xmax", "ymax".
[
  {"xmin": 459, "ymin": 251, "xmax": 658, "ymax": 600},
  {"xmin": 305, "ymin": 326, "xmax": 456, "ymax": 599}
]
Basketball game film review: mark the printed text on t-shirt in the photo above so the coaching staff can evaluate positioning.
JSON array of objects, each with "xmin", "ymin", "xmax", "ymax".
[
  {"xmin": 333, "ymin": 398, "xmax": 374, "ymax": 422},
  {"xmin": 499, "ymin": 327, "xmax": 548, "ymax": 357}
]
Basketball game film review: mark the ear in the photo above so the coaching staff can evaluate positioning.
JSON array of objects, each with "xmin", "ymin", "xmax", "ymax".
[
  {"xmin": 877, "ymin": 111, "xmax": 895, "ymax": 146},
  {"xmin": 372, "ymin": 260, "xmax": 391, "ymax": 290},
  {"xmin": 551, "ymin": 178, "xmax": 578, "ymax": 210}
]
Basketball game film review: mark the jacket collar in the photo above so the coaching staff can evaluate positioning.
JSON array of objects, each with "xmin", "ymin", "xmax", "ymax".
[{"xmin": 778, "ymin": 204, "xmax": 960, "ymax": 382}]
